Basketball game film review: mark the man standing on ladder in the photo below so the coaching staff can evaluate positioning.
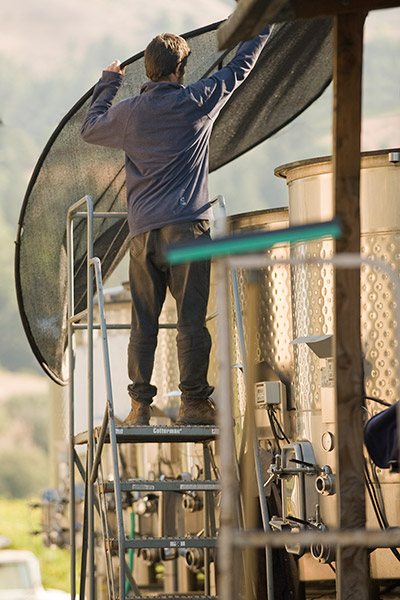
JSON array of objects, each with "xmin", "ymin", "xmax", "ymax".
[{"xmin": 81, "ymin": 25, "xmax": 272, "ymax": 426}]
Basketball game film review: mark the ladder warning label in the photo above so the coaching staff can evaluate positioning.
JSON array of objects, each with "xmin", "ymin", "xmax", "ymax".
[
  {"xmin": 180, "ymin": 484, "xmax": 216, "ymax": 490},
  {"xmin": 169, "ymin": 540, "xmax": 186, "ymax": 547}
]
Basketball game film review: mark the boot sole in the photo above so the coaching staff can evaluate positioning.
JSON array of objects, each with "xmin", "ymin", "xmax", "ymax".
[
  {"xmin": 123, "ymin": 418, "xmax": 150, "ymax": 426},
  {"xmin": 175, "ymin": 419, "xmax": 216, "ymax": 426}
]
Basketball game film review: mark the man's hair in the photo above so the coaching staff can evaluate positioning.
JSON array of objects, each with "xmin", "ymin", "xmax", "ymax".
[{"xmin": 145, "ymin": 33, "xmax": 190, "ymax": 82}]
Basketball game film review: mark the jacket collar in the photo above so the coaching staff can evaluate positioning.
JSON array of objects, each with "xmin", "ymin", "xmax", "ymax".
[{"xmin": 140, "ymin": 81, "xmax": 183, "ymax": 94}]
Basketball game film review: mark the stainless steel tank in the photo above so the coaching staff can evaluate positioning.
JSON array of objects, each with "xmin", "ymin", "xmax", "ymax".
[
  {"xmin": 275, "ymin": 150, "xmax": 400, "ymax": 424},
  {"xmin": 275, "ymin": 149, "xmax": 400, "ymax": 579}
]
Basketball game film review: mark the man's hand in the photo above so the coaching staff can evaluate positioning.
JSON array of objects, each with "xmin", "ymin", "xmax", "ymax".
[{"xmin": 105, "ymin": 60, "xmax": 126, "ymax": 75}]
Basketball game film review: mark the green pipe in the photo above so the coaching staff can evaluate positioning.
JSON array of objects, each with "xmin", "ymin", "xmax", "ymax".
[
  {"xmin": 125, "ymin": 510, "xmax": 136, "ymax": 595},
  {"xmin": 166, "ymin": 219, "xmax": 341, "ymax": 264}
]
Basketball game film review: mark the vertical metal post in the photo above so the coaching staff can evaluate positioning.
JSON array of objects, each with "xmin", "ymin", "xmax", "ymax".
[
  {"xmin": 231, "ymin": 268, "xmax": 274, "ymax": 600},
  {"xmin": 67, "ymin": 212, "xmax": 76, "ymax": 600},
  {"xmin": 204, "ymin": 460, "xmax": 211, "ymax": 595},
  {"xmin": 86, "ymin": 198, "xmax": 95, "ymax": 600},
  {"xmin": 216, "ymin": 256, "xmax": 238, "ymax": 600},
  {"xmin": 79, "ymin": 452, "xmax": 89, "ymax": 600},
  {"xmin": 242, "ymin": 271, "xmax": 259, "ymax": 600},
  {"xmin": 91, "ymin": 257, "xmax": 126, "ymax": 599},
  {"xmin": 108, "ymin": 410, "xmax": 126, "ymax": 599}
]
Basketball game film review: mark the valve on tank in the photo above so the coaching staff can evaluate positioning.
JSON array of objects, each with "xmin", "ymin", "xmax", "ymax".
[
  {"xmin": 310, "ymin": 523, "xmax": 335, "ymax": 564},
  {"xmin": 161, "ymin": 547, "xmax": 178, "ymax": 561},
  {"xmin": 182, "ymin": 491, "xmax": 203, "ymax": 513},
  {"xmin": 30, "ymin": 487, "xmax": 80, "ymax": 549},
  {"xmin": 140, "ymin": 547, "xmax": 162, "ymax": 566},
  {"xmin": 185, "ymin": 547, "xmax": 215, "ymax": 573},
  {"xmin": 135, "ymin": 493, "xmax": 158, "ymax": 516},
  {"xmin": 185, "ymin": 548, "xmax": 204, "ymax": 572},
  {"xmin": 315, "ymin": 465, "xmax": 336, "ymax": 496}
]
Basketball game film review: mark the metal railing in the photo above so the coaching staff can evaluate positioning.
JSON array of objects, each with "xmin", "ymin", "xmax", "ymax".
[{"xmin": 67, "ymin": 195, "xmax": 127, "ymax": 600}]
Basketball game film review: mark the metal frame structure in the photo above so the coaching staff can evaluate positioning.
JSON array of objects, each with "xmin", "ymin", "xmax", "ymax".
[{"xmin": 167, "ymin": 222, "xmax": 400, "ymax": 599}]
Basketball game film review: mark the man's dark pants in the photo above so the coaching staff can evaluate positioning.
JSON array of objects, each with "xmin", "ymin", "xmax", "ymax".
[{"xmin": 127, "ymin": 220, "xmax": 214, "ymax": 405}]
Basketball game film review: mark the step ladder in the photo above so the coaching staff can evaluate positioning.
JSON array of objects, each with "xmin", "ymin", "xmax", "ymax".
[{"xmin": 67, "ymin": 196, "xmax": 221, "ymax": 600}]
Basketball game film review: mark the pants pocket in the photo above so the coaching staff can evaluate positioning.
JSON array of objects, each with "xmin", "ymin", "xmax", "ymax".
[
  {"xmin": 192, "ymin": 220, "xmax": 211, "ymax": 240},
  {"xmin": 130, "ymin": 233, "xmax": 146, "ymax": 258}
]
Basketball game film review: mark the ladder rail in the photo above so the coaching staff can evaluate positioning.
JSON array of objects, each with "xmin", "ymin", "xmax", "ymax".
[
  {"xmin": 66, "ymin": 197, "xmax": 77, "ymax": 600},
  {"xmin": 97, "ymin": 449, "xmax": 118, "ymax": 599},
  {"xmin": 67, "ymin": 194, "xmax": 98, "ymax": 600},
  {"xmin": 203, "ymin": 442, "xmax": 218, "ymax": 596},
  {"xmin": 90, "ymin": 253, "xmax": 127, "ymax": 599}
]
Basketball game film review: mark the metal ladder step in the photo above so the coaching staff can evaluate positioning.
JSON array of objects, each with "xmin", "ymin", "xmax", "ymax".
[
  {"xmin": 100, "ymin": 479, "xmax": 220, "ymax": 493},
  {"xmin": 125, "ymin": 596, "xmax": 218, "ymax": 600},
  {"xmin": 76, "ymin": 424, "xmax": 219, "ymax": 445},
  {"xmin": 112, "ymin": 536, "xmax": 217, "ymax": 550}
]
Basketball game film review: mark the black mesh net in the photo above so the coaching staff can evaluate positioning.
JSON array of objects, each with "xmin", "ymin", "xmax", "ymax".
[{"xmin": 15, "ymin": 18, "xmax": 332, "ymax": 384}]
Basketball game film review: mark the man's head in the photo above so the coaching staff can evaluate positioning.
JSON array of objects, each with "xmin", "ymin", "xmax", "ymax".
[{"xmin": 145, "ymin": 33, "xmax": 190, "ymax": 84}]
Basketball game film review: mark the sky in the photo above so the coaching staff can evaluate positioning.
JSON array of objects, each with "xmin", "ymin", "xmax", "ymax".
[
  {"xmin": 0, "ymin": 0, "xmax": 233, "ymax": 77},
  {"xmin": 1, "ymin": 1, "xmax": 399, "ymax": 77}
]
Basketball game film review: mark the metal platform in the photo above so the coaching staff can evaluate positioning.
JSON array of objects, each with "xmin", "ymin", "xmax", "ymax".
[
  {"xmin": 100, "ymin": 480, "xmax": 220, "ymax": 493},
  {"xmin": 75, "ymin": 424, "xmax": 219, "ymax": 445},
  {"xmin": 124, "ymin": 596, "xmax": 218, "ymax": 600},
  {"xmin": 113, "ymin": 536, "xmax": 218, "ymax": 550}
]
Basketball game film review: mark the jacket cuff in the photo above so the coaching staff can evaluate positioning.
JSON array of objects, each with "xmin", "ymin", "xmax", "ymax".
[{"xmin": 101, "ymin": 70, "xmax": 124, "ymax": 84}]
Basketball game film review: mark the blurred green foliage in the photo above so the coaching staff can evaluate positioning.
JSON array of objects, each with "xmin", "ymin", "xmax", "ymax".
[
  {"xmin": 0, "ymin": 496, "xmax": 70, "ymax": 592},
  {"xmin": 0, "ymin": 394, "xmax": 49, "ymax": 498}
]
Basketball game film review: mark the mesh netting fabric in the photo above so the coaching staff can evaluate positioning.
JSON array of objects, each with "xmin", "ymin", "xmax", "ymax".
[{"xmin": 15, "ymin": 18, "xmax": 332, "ymax": 384}]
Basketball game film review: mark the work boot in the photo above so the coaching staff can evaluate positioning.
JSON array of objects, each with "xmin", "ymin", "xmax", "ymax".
[
  {"xmin": 123, "ymin": 399, "xmax": 151, "ymax": 426},
  {"xmin": 175, "ymin": 398, "xmax": 216, "ymax": 426}
]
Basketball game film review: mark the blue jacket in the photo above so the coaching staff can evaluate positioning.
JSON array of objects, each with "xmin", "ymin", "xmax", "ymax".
[{"xmin": 81, "ymin": 27, "xmax": 272, "ymax": 237}]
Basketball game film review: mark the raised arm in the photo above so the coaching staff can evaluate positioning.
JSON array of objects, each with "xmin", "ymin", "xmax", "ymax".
[
  {"xmin": 80, "ymin": 60, "xmax": 130, "ymax": 148},
  {"xmin": 187, "ymin": 26, "xmax": 273, "ymax": 120}
]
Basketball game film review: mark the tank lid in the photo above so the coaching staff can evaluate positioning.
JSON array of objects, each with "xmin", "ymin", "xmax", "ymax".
[
  {"xmin": 228, "ymin": 207, "xmax": 288, "ymax": 231},
  {"xmin": 274, "ymin": 148, "xmax": 400, "ymax": 182}
]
